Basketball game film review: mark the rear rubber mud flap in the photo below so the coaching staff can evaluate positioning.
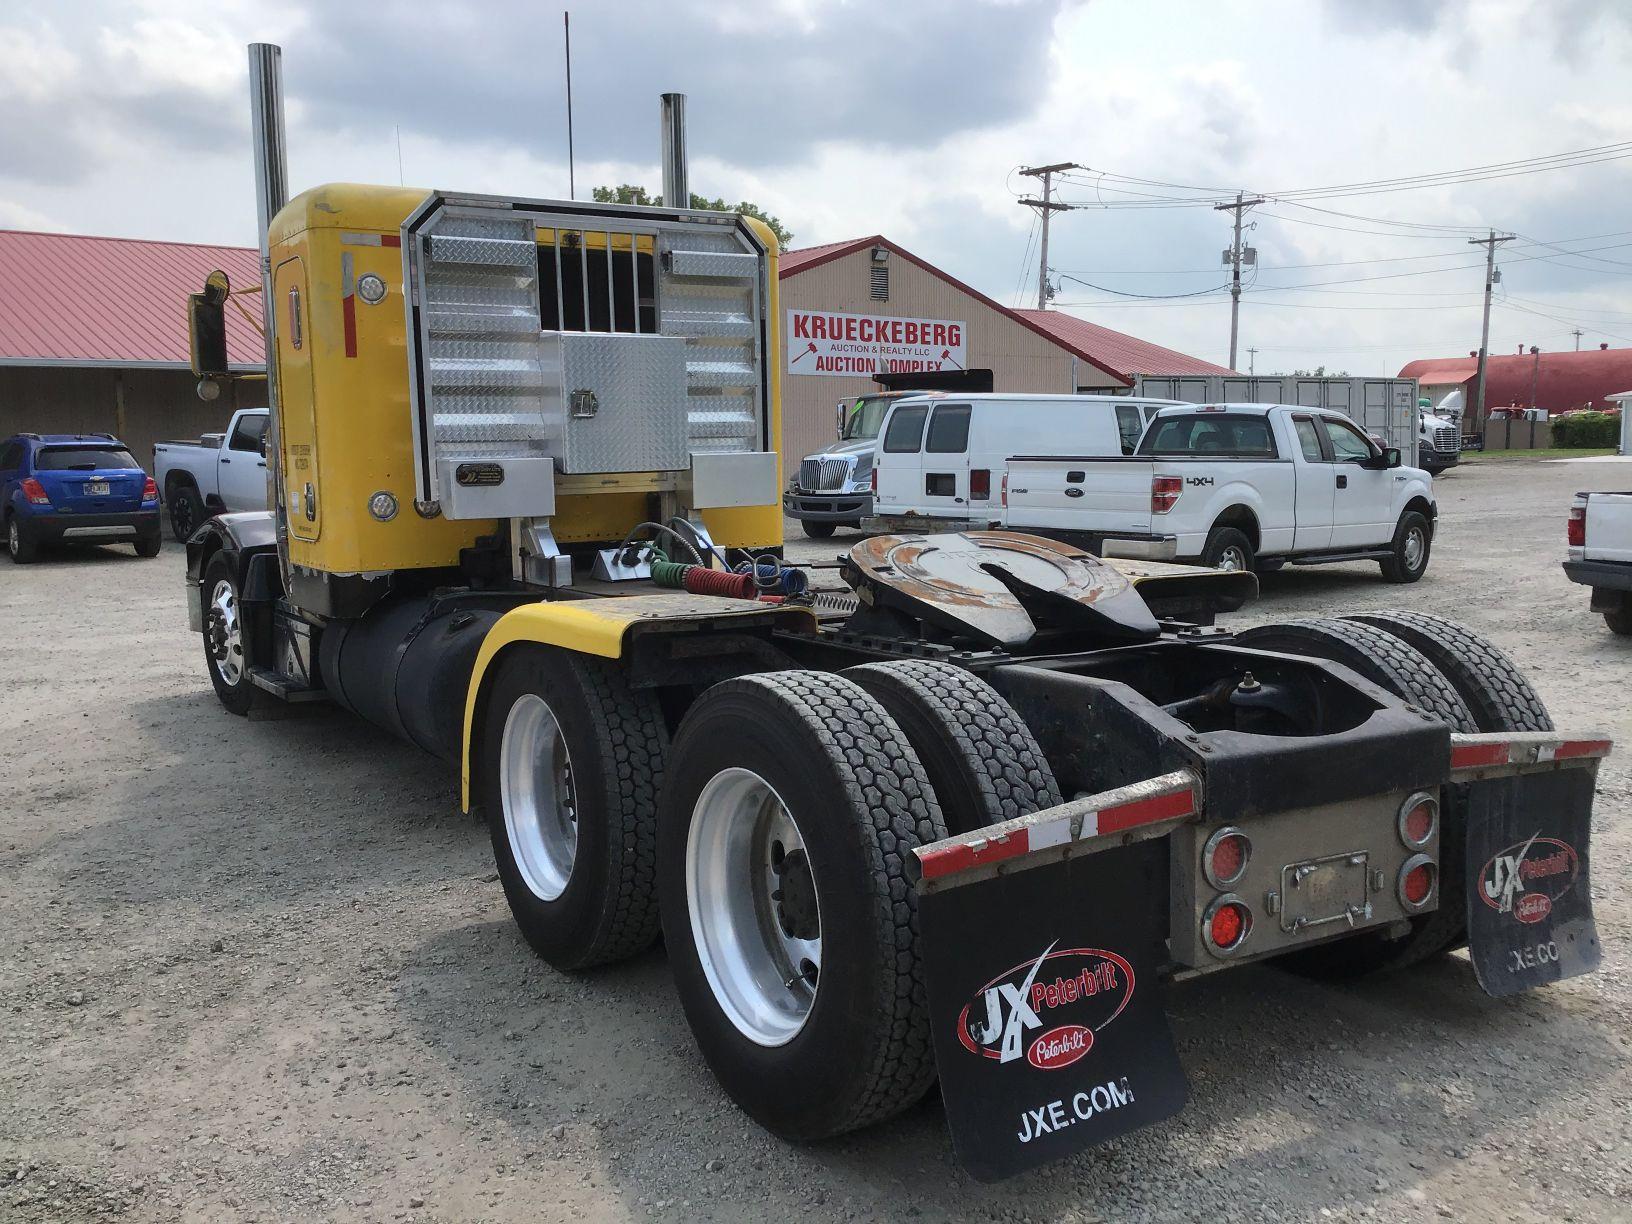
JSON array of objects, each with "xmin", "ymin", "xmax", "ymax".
[
  {"xmin": 918, "ymin": 842, "xmax": 1187, "ymax": 1182},
  {"xmin": 1465, "ymin": 768, "xmax": 1601, "ymax": 997}
]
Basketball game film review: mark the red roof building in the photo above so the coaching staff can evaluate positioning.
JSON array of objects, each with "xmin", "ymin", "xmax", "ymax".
[
  {"xmin": 0, "ymin": 229, "xmax": 266, "ymax": 466},
  {"xmin": 1400, "ymin": 346, "xmax": 1632, "ymax": 415},
  {"xmin": 1013, "ymin": 308, "xmax": 1234, "ymax": 382}
]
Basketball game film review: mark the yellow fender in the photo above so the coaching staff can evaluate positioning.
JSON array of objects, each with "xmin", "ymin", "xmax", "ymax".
[{"xmin": 460, "ymin": 594, "xmax": 816, "ymax": 809}]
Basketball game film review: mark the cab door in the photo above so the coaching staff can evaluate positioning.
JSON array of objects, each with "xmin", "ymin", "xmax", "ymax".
[
  {"xmin": 1322, "ymin": 414, "xmax": 1393, "ymax": 547},
  {"xmin": 1289, "ymin": 413, "xmax": 1334, "ymax": 551},
  {"xmin": 218, "ymin": 412, "xmax": 269, "ymax": 511},
  {"xmin": 273, "ymin": 258, "xmax": 320, "ymax": 541},
  {"xmin": 920, "ymin": 402, "xmax": 973, "ymax": 518}
]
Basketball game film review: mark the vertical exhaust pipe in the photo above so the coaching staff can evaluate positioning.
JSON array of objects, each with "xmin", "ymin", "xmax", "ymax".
[
  {"xmin": 661, "ymin": 92, "xmax": 688, "ymax": 208},
  {"xmin": 247, "ymin": 43, "xmax": 290, "ymax": 566}
]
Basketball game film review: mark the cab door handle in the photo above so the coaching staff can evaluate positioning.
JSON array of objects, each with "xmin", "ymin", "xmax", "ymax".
[{"xmin": 1336, "ymin": 474, "xmax": 1348, "ymax": 489}]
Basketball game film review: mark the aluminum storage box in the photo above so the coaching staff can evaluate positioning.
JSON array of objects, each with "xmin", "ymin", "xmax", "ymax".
[{"xmin": 544, "ymin": 332, "xmax": 690, "ymax": 474}]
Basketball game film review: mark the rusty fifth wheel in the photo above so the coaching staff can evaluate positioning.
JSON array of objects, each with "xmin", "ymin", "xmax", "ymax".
[
  {"xmin": 657, "ymin": 672, "xmax": 947, "ymax": 1140},
  {"xmin": 478, "ymin": 646, "xmax": 667, "ymax": 970}
]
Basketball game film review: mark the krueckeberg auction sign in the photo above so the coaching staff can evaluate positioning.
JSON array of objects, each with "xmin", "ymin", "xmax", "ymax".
[{"xmin": 787, "ymin": 309, "xmax": 967, "ymax": 377}]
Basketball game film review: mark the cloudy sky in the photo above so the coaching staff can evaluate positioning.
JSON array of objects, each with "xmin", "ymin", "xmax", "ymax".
[{"xmin": 4, "ymin": 0, "xmax": 1632, "ymax": 373}]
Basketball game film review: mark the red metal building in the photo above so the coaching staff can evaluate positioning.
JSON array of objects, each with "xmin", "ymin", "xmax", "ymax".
[{"xmin": 1400, "ymin": 345, "xmax": 1632, "ymax": 415}]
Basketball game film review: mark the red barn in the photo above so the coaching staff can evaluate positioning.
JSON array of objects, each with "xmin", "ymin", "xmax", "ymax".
[{"xmin": 1400, "ymin": 345, "xmax": 1632, "ymax": 415}]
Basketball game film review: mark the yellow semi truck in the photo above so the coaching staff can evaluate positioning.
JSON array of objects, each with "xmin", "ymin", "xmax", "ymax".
[{"xmin": 180, "ymin": 45, "xmax": 1612, "ymax": 1181}]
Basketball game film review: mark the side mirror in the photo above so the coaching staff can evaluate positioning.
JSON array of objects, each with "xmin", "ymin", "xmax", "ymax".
[
  {"xmin": 1364, "ymin": 447, "xmax": 1402, "ymax": 470},
  {"xmin": 189, "ymin": 269, "xmax": 231, "ymax": 380},
  {"xmin": 836, "ymin": 402, "xmax": 848, "ymax": 437}
]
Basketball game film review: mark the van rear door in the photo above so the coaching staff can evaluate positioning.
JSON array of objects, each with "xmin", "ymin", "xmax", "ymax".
[{"xmin": 920, "ymin": 402, "xmax": 974, "ymax": 517}]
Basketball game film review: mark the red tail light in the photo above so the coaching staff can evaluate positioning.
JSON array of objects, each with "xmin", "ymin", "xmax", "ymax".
[
  {"xmin": 1204, "ymin": 897, "xmax": 1251, "ymax": 955},
  {"xmin": 21, "ymin": 477, "xmax": 50, "ymax": 505},
  {"xmin": 1001, "ymin": 472, "xmax": 1009, "ymax": 508},
  {"xmin": 1567, "ymin": 505, "xmax": 1585, "ymax": 547},
  {"xmin": 1399, "ymin": 857, "xmax": 1437, "ymax": 909},
  {"xmin": 1151, "ymin": 475, "xmax": 1182, "ymax": 514},
  {"xmin": 970, "ymin": 468, "xmax": 990, "ymax": 501},
  {"xmin": 1202, "ymin": 828, "xmax": 1251, "ymax": 888},
  {"xmin": 870, "ymin": 467, "xmax": 877, "ymax": 494},
  {"xmin": 1398, "ymin": 792, "xmax": 1438, "ymax": 848},
  {"xmin": 142, "ymin": 476, "xmax": 159, "ymax": 501}
]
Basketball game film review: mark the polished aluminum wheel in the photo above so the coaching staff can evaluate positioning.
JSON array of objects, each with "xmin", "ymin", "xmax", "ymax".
[
  {"xmin": 686, "ymin": 767, "xmax": 821, "ymax": 1047},
  {"xmin": 206, "ymin": 578, "xmax": 245, "ymax": 686},
  {"xmin": 500, "ymin": 694, "xmax": 578, "ymax": 902},
  {"xmin": 1403, "ymin": 525, "xmax": 1426, "ymax": 572}
]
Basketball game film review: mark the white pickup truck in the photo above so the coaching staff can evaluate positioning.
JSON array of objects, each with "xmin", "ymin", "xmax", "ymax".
[
  {"xmin": 1002, "ymin": 403, "xmax": 1438, "ymax": 582},
  {"xmin": 152, "ymin": 407, "xmax": 269, "ymax": 540},
  {"xmin": 1564, "ymin": 490, "xmax": 1632, "ymax": 635}
]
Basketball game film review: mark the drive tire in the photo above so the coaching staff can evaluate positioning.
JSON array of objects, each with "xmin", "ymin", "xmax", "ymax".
[
  {"xmin": 1344, "ymin": 610, "xmax": 1551, "ymax": 733},
  {"xmin": 480, "ymin": 646, "xmax": 666, "ymax": 971},
  {"xmin": 1234, "ymin": 617, "xmax": 1477, "ymax": 977},
  {"xmin": 1201, "ymin": 525, "xmax": 1255, "ymax": 573},
  {"xmin": 846, "ymin": 660, "xmax": 1061, "ymax": 835},
  {"xmin": 201, "ymin": 552, "xmax": 257, "ymax": 715},
  {"xmin": 800, "ymin": 519, "xmax": 836, "ymax": 540},
  {"xmin": 169, "ymin": 484, "xmax": 206, "ymax": 542},
  {"xmin": 135, "ymin": 531, "xmax": 163, "ymax": 558},
  {"xmin": 1379, "ymin": 510, "xmax": 1431, "ymax": 583},
  {"xmin": 657, "ymin": 672, "xmax": 946, "ymax": 1140},
  {"xmin": 7, "ymin": 514, "xmax": 39, "ymax": 564}
]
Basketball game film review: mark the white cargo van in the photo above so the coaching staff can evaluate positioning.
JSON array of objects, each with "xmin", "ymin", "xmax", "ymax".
[{"xmin": 868, "ymin": 394, "xmax": 1175, "ymax": 529}]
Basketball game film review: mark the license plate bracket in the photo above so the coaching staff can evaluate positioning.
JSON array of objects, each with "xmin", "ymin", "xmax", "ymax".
[{"xmin": 1280, "ymin": 851, "xmax": 1370, "ymax": 934}]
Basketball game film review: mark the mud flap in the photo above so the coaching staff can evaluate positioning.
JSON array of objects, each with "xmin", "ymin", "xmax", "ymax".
[
  {"xmin": 918, "ymin": 842, "xmax": 1187, "ymax": 1182},
  {"xmin": 1465, "ymin": 767, "xmax": 1601, "ymax": 997}
]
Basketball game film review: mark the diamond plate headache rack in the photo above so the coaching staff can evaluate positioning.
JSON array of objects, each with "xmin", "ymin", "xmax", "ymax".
[{"xmin": 914, "ymin": 770, "xmax": 1202, "ymax": 891}]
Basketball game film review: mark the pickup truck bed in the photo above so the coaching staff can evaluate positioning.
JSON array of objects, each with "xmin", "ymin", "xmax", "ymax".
[{"xmin": 1564, "ymin": 490, "xmax": 1632, "ymax": 634}]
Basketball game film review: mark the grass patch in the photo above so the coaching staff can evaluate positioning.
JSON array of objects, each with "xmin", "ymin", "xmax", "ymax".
[{"xmin": 1462, "ymin": 447, "xmax": 1617, "ymax": 461}]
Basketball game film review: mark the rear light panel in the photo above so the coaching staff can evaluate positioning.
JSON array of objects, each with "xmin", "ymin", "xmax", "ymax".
[
  {"xmin": 1000, "ymin": 472, "xmax": 1009, "ymax": 508},
  {"xmin": 21, "ymin": 477, "xmax": 50, "ymax": 505},
  {"xmin": 970, "ymin": 468, "xmax": 990, "ymax": 501},
  {"xmin": 1397, "ymin": 792, "xmax": 1438, "ymax": 849},
  {"xmin": 1567, "ymin": 504, "xmax": 1585, "ymax": 547},
  {"xmin": 1151, "ymin": 475, "xmax": 1182, "ymax": 514},
  {"xmin": 142, "ymin": 476, "xmax": 159, "ymax": 502},
  {"xmin": 870, "ymin": 467, "xmax": 877, "ymax": 495}
]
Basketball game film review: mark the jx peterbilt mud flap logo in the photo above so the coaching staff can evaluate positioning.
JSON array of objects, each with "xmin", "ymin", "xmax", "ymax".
[
  {"xmin": 1479, "ymin": 833, "xmax": 1580, "ymax": 925},
  {"xmin": 957, "ymin": 942, "xmax": 1135, "ymax": 1071}
]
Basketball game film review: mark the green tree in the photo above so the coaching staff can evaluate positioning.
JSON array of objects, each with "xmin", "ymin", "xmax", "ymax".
[{"xmin": 591, "ymin": 183, "xmax": 794, "ymax": 248}]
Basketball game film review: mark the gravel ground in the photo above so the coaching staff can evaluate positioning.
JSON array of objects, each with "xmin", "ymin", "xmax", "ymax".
[{"xmin": 2, "ymin": 455, "xmax": 1629, "ymax": 1223}]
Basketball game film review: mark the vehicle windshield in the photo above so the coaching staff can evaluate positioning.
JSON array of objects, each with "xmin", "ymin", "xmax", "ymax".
[
  {"xmin": 841, "ymin": 396, "xmax": 894, "ymax": 441},
  {"xmin": 36, "ymin": 446, "xmax": 140, "ymax": 471}
]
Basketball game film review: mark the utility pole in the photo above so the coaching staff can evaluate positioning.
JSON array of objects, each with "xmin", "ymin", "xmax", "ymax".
[
  {"xmin": 1216, "ymin": 192, "xmax": 1264, "ymax": 370},
  {"xmin": 1572, "ymin": 328, "xmax": 1584, "ymax": 351},
  {"xmin": 1247, "ymin": 347, "xmax": 1258, "ymax": 375},
  {"xmin": 1019, "ymin": 163, "xmax": 1078, "ymax": 310},
  {"xmin": 1468, "ymin": 230, "xmax": 1514, "ymax": 435}
]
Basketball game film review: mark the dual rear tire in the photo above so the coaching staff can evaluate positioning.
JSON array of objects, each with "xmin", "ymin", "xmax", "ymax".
[{"xmin": 480, "ymin": 652, "xmax": 1060, "ymax": 1139}]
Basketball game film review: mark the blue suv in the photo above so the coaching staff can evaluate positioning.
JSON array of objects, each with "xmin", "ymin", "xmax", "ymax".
[{"xmin": 1, "ymin": 433, "xmax": 162, "ymax": 564}]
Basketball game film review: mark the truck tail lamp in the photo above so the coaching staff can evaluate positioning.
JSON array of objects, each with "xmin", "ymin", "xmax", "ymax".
[
  {"xmin": 1398, "ymin": 792, "xmax": 1438, "ymax": 848},
  {"xmin": 1152, "ymin": 475, "xmax": 1182, "ymax": 514},
  {"xmin": 1567, "ymin": 504, "xmax": 1585, "ymax": 547},
  {"xmin": 1000, "ymin": 472, "xmax": 1009, "ymax": 508},
  {"xmin": 871, "ymin": 467, "xmax": 878, "ymax": 495},
  {"xmin": 970, "ymin": 468, "xmax": 990, "ymax": 501},
  {"xmin": 1202, "ymin": 827, "xmax": 1251, "ymax": 889},
  {"xmin": 1398, "ymin": 855, "xmax": 1437, "ymax": 910},
  {"xmin": 1203, "ymin": 895, "xmax": 1252, "ymax": 956},
  {"xmin": 142, "ymin": 477, "xmax": 159, "ymax": 503},
  {"xmin": 21, "ymin": 477, "xmax": 50, "ymax": 506}
]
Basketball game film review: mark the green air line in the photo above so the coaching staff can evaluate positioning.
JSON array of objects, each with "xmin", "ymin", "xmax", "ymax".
[{"xmin": 650, "ymin": 558, "xmax": 692, "ymax": 588}]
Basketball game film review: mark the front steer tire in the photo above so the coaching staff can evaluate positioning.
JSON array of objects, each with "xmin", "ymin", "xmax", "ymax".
[
  {"xmin": 480, "ymin": 646, "xmax": 667, "ymax": 971},
  {"xmin": 846, "ymin": 660, "xmax": 1061, "ymax": 835},
  {"xmin": 800, "ymin": 519, "xmax": 836, "ymax": 540},
  {"xmin": 1379, "ymin": 509, "xmax": 1432, "ymax": 583},
  {"xmin": 657, "ymin": 672, "xmax": 947, "ymax": 1141},
  {"xmin": 1235, "ymin": 617, "xmax": 1477, "ymax": 977},
  {"xmin": 200, "ymin": 552, "xmax": 258, "ymax": 715}
]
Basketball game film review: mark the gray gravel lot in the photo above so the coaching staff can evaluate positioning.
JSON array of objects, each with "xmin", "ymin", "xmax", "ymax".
[{"xmin": 3, "ymin": 455, "xmax": 1630, "ymax": 1223}]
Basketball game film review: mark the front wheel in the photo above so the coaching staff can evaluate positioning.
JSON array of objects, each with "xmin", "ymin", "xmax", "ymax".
[
  {"xmin": 800, "ymin": 519, "xmax": 836, "ymax": 540},
  {"xmin": 657, "ymin": 672, "xmax": 946, "ymax": 1140},
  {"xmin": 1380, "ymin": 510, "xmax": 1431, "ymax": 583},
  {"xmin": 201, "ymin": 552, "xmax": 256, "ymax": 714},
  {"xmin": 480, "ymin": 646, "xmax": 667, "ymax": 970}
]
